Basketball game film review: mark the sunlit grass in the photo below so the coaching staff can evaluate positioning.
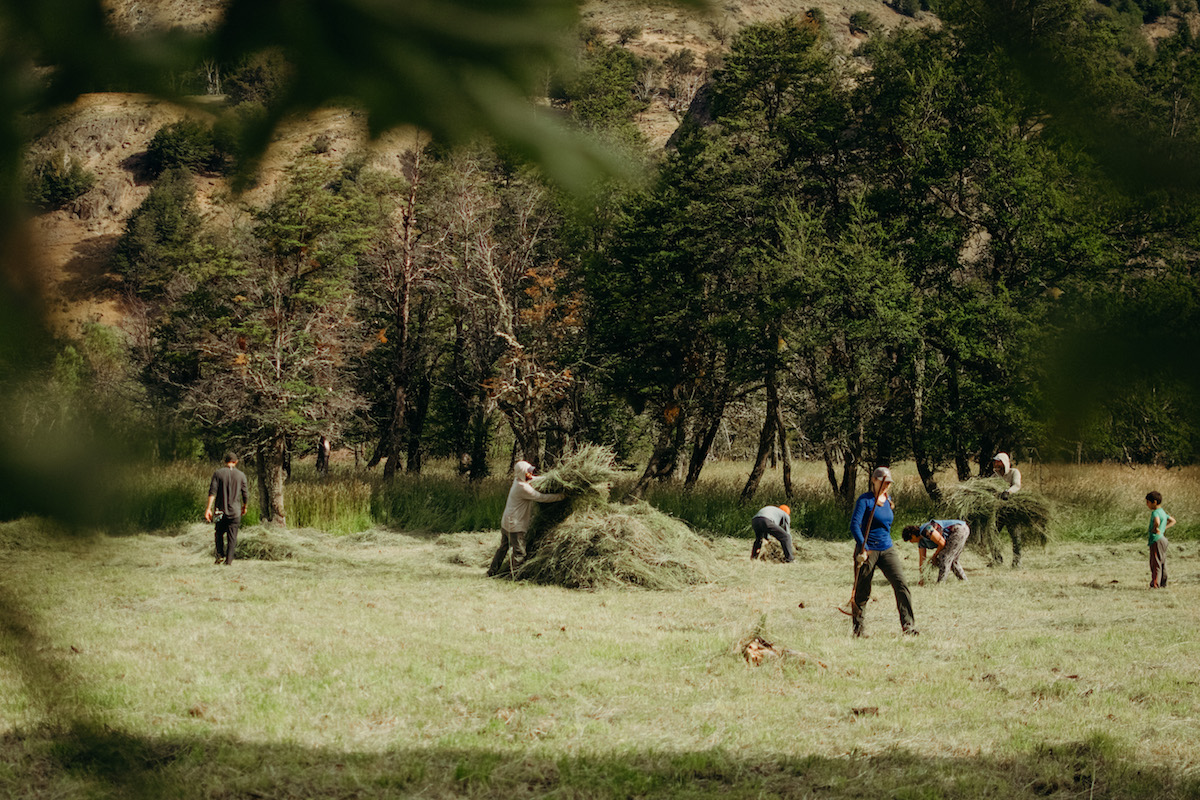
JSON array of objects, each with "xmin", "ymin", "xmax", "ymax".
[{"xmin": 1, "ymin": 519, "xmax": 1198, "ymax": 798}]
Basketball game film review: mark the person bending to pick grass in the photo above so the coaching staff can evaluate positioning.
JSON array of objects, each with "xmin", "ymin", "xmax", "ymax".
[
  {"xmin": 849, "ymin": 467, "xmax": 917, "ymax": 637},
  {"xmin": 205, "ymin": 452, "xmax": 248, "ymax": 566},
  {"xmin": 487, "ymin": 460, "xmax": 565, "ymax": 578},
  {"xmin": 1144, "ymin": 490, "xmax": 1176, "ymax": 589},
  {"xmin": 750, "ymin": 504, "xmax": 794, "ymax": 562},
  {"xmin": 902, "ymin": 519, "xmax": 971, "ymax": 584}
]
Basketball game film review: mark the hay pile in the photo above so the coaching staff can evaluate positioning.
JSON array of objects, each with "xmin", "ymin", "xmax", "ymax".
[
  {"xmin": 734, "ymin": 615, "xmax": 827, "ymax": 669},
  {"xmin": 176, "ymin": 523, "xmax": 341, "ymax": 562},
  {"xmin": 942, "ymin": 478, "xmax": 1051, "ymax": 565},
  {"xmin": 515, "ymin": 446, "xmax": 720, "ymax": 590}
]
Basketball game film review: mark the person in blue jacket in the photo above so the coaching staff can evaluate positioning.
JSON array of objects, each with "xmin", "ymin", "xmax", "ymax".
[{"xmin": 849, "ymin": 467, "xmax": 917, "ymax": 637}]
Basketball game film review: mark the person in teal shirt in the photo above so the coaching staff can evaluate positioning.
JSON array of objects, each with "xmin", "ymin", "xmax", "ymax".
[
  {"xmin": 1145, "ymin": 491, "xmax": 1176, "ymax": 588},
  {"xmin": 902, "ymin": 519, "xmax": 971, "ymax": 584}
]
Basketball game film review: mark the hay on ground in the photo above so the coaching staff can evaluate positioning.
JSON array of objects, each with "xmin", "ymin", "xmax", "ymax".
[
  {"xmin": 513, "ymin": 446, "xmax": 720, "ymax": 590},
  {"xmin": 942, "ymin": 478, "xmax": 1051, "ymax": 565},
  {"xmin": 177, "ymin": 523, "xmax": 338, "ymax": 562},
  {"xmin": 734, "ymin": 615, "xmax": 827, "ymax": 669}
]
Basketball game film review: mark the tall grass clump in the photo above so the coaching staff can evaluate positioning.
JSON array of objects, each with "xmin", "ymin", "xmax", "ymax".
[
  {"xmin": 943, "ymin": 478, "xmax": 1051, "ymax": 564},
  {"xmin": 287, "ymin": 472, "xmax": 373, "ymax": 534},
  {"xmin": 516, "ymin": 446, "xmax": 721, "ymax": 590},
  {"xmin": 371, "ymin": 474, "xmax": 507, "ymax": 532}
]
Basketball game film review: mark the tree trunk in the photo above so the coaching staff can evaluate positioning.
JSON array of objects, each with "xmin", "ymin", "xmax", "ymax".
[
  {"xmin": 626, "ymin": 415, "xmax": 683, "ymax": 501},
  {"xmin": 909, "ymin": 349, "xmax": 941, "ymax": 501},
  {"xmin": 404, "ymin": 374, "xmax": 431, "ymax": 474},
  {"xmin": 255, "ymin": 436, "xmax": 287, "ymax": 526},
  {"xmin": 774, "ymin": 401, "xmax": 793, "ymax": 499},
  {"xmin": 684, "ymin": 394, "xmax": 728, "ymax": 489},
  {"xmin": 741, "ymin": 374, "xmax": 780, "ymax": 503},
  {"xmin": 315, "ymin": 435, "xmax": 330, "ymax": 476},
  {"xmin": 948, "ymin": 358, "xmax": 971, "ymax": 480}
]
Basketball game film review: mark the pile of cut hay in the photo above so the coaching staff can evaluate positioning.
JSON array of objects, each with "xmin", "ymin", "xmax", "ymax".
[
  {"xmin": 733, "ymin": 615, "xmax": 827, "ymax": 669},
  {"xmin": 176, "ymin": 523, "xmax": 342, "ymax": 562},
  {"xmin": 942, "ymin": 478, "xmax": 1051, "ymax": 565},
  {"xmin": 515, "ymin": 446, "xmax": 720, "ymax": 590}
]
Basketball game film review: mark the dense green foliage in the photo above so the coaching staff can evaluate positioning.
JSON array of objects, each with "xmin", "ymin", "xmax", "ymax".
[{"xmin": 24, "ymin": 149, "xmax": 95, "ymax": 210}]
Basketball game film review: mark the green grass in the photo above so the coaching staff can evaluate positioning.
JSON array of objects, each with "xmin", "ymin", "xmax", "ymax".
[
  {"xmin": 116, "ymin": 459, "xmax": 1200, "ymax": 547},
  {"xmin": 2, "ymin": 518, "xmax": 1199, "ymax": 798}
]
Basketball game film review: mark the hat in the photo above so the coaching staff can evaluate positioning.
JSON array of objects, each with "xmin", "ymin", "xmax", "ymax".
[
  {"xmin": 871, "ymin": 466, "xmax": 893, "ymax": 483},
  {"xmin": 778, "ymin": 504, "xmax": 790, "ymax": 515}
]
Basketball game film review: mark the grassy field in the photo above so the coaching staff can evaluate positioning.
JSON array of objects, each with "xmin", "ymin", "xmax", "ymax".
[{"xmin": 1, "ymin": 511, "xmax": 1198, "ymax": 798}]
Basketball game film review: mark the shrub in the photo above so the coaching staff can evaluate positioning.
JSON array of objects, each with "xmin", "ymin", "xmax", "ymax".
[
  {"xmin": 25, "ymin": 150, "xmax": 96, "ymax": 211},
  {"xmin": 224, "ymin": 49, "xmax": 293, "ymax": 108},
  {"xmin": 145, "ymin": 120, "xmax": 226, "ymax": 175},
  {"xmin": 849, "ymin": 11, "xmax": 878, "ymax": 35}
]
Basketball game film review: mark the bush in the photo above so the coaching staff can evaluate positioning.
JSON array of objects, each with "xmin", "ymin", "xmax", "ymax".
[
  {"xmin": 224, "ymin": 49, "xmax": 293, "ymax": 108},
  {"xmin": 849, "ymin": 11, "xmax": 878, "ymax": 35},
  {"xmin": 25, "ymin": 150, "xmax": 96, "ymax": 211},
  {"xmin": 145, "ymin": 120, "xmax": 227, "ymax": 176}
]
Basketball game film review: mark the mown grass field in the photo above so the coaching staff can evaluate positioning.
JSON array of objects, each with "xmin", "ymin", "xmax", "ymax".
[{"xmin": 2, "ymin": 481, "xmax": 1198, "ymax": 799}]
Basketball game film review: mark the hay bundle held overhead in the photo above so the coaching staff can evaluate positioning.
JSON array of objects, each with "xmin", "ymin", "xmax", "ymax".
[
  {"xmin": 516, "ymin": 445, "xmax": 719, "ymax": 590},
  {"xmin": 942, "ymin": 478, "xmax": 1051, "ymax": 564}
]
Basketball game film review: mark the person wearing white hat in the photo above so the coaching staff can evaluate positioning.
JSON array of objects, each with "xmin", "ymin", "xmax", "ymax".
[
  {"xmin": 487, "ymin": 460, "xmax": 565, "ymax": 578},
  {"xmin": 849, "ymin": 466, "xmax": 917, "ymax": 637}
]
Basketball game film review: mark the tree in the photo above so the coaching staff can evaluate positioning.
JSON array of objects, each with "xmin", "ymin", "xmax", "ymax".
[{"xmin": 165, "ymin": 156, "xmax": 378, "ymax": 523}]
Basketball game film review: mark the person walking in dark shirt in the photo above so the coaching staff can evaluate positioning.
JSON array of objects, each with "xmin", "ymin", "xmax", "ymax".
[{"xmin": 205, "ymin": 452, "xmax": 249, "ymax": 565}]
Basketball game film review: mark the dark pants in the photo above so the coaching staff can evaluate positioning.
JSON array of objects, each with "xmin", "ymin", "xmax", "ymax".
[
  {"xmin": 1150, "ymin": 537, "xmax": 1168, "ymax": 588},
  {"xmin": 488, "ymin": 527, "xmax": 527, "ymax": 577},
  {"xmin": 751, "ymin": 517, "xmax": 794, "ymax": 562},
  {"xmin": 215, "ymin": 516, "xmax": 240, "ymax": 565},
  {"xmin": 852, "ymin": 545, "xmax": 915, "ymax": 635}
]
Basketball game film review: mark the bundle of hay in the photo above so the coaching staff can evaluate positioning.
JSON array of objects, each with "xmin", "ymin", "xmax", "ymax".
[
  {"xmin": 177, "ymin": 523, "xmax": 338, "ymax": 562},
  {"xmin": 942, "ymin": 478, "xmax": 1051, "ymax": 565},
  {"xmin": 516, "ymin": 446, "xmax": 720, "ymax": 590},
  {"xmin": 734, "ymin": 615, "xmax": 827, "ymax": 668}
]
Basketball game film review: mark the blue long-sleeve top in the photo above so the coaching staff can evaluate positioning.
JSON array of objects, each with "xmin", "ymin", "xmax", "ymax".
[{"xmin": 850, "ymin": 492, "xmax": 895, "ymax": 551}]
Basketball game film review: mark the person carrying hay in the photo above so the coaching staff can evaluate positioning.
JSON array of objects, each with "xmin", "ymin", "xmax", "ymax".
[
  {"xmin": 992, "ymin": 452, "xmax": 1022, "ymax": 499},
  {"xmin": 750, "ymin": 504, "xmax": 794, "ymax": 562},
  {"xmin": 487, "ymin": 460, "xmax": 565, "ymax": 578},
  {"xmin": 849, "ymin": 467, "xmax": 917, "ymax": 637},
  {"xmin": 902, "ymin": 519, "xmax": 971, "ymax": 584}
]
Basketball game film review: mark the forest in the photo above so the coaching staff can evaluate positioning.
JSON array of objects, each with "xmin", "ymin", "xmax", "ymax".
[{"xmin": 4, "ymin": 0, "xmax": 1200, "ymax": 524}]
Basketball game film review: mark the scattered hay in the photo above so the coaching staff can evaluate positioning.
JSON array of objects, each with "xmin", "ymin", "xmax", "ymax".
[
  {"xmin": 734, "ymin": 615, "xmax": 827, "ymax": 669},
  {"xmin": 515, "ymin": 446, "xmax": 720, "ymax": 590},
  {"xmin": 942, "ymin": 478, "xmax": 1052, "ymax": 565},
  {"xmin": 176, "ymin": 523, "xmax": 339, "ymax": 562},
  {"xmin": 754, "ymin": 537, "xmax": 810, "ymax": 563}
]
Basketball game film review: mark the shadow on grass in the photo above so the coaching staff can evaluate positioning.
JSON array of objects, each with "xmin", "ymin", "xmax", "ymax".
[{"xmin": 1, "ymin": 723, "xmax": 1194, "ymax": 799}]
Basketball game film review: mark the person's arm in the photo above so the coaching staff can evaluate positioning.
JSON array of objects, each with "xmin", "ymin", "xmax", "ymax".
[
  {"xmin": 205, "ymin": 494, "xmax": 215, "ymax": 522},
  {"xmin": 918, "ymin": 546, "xmax": 927, "ymax": 585},
  {"xmin": 930, "ymin": 527, "xmax": 947, "ymax": 558},
  {"xmin": 519, "ymin": 482, "xmax": 564, "ymax": 503},
  {"xmin": 1165, "ymin": 514, "xmax": 1176, "ymax": 531},
  {"xmin": 850, "ymin": 497, "xmax": 867, "ymax": 550}
]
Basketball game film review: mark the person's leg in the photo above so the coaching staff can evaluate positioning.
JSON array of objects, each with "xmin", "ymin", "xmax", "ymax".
[
  {"xmin": 1008, "ymin": 524, "xmax": 1022, "ymax": 568},
  {"xmin": 487, "ymin": 529, "xmax": 510, "ymax": 576},
  {"xmin": 224, "ymin": 519, "xmax": 239, "ymax": 565},
  {"xmin": 876, "ymin": 547, "xmax": 915, "ymax": 632},
  {"xmin": 1150, "ymin": 538, "xmax": 1168, "ymax": 588},
  {"xmin": 851, "ymin": 550, "xmax": 877, "ymax": 637},
  {"xmin": 214, "ymin": 523, "xmax": 224, "ymax": 563},
  {"xmin": 776, "ymin": 528, "xmax": 795, "ymax": 562},
  {"xmin": 939, "ymin": 524, "xmax": 969, "ymax": 582},
  {"xmin": 509, "ymin": 528, "xmax": 528, "ymax": 572},
  {"xmin": 750, "ymin": 517, "xmax": 768, "ymax": 559}
]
